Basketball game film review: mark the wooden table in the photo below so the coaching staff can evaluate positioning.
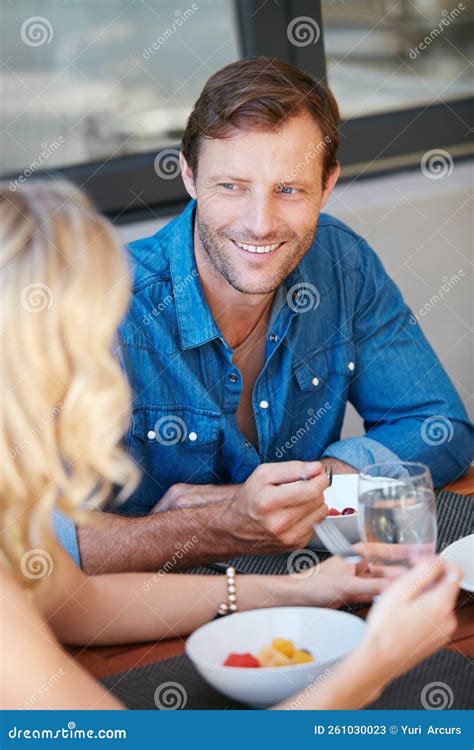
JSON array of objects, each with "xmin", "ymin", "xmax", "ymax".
[{"xmin": 67, "ymin": 468, "xmax": 474, "ymax": 682}]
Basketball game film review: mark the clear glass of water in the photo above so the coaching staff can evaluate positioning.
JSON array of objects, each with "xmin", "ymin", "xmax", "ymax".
[{"xmin": 358, "ymin": 462, "xmax": 437, "ymax": 573}]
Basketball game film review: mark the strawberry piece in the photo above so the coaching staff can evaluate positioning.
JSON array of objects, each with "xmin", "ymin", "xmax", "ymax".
[
  {"xmin": 341, "ymin": 507, "xmax": 356, "ymax": 515},
  {"xmin": 328, "ymin": 507, "xmax": 341, "ymax": 516},
  {"xmin": 223, "ymin": 652, "xmax": 260, "ymax": 668}
]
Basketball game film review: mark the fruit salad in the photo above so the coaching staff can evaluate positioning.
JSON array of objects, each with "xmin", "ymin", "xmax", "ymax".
[{"xmin": 223, "ymin": 638, "xmax": 315, "ymax": 668}]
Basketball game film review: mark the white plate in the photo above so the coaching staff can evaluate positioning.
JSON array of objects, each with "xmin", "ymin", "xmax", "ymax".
[
  {"xmin": 440, "ymin": 534, "xmax": 474, "ymax": 592},
  {"xmin": 308, "ymin": 473, "xmax": 360, "ymax": 549}
]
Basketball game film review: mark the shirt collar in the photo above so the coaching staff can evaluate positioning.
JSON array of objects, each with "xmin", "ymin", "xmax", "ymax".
[{"xmin": 169, "ymin": 199, "xmax": 222, "ymax": 350}]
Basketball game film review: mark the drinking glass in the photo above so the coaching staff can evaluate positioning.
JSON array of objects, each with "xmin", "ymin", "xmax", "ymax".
[{"xmin": 358, "ymin": 462, "xmax": 436, "ymax": 572}]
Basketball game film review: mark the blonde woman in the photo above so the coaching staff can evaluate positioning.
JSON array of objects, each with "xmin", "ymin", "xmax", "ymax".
[{"xmin": 0, "ymin": 182, "xmax": 461, "ymax": 710}]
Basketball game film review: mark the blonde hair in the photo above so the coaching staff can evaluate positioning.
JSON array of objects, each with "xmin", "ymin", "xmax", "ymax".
[{"xmin": 0, "ymin": 180, "xmax": 139, "ymax": 586}]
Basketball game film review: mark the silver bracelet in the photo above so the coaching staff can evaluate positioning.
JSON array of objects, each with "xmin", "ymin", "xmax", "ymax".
[{"xmin": 217, "ymin": 566, "xmax": 237, "ymax": 616}]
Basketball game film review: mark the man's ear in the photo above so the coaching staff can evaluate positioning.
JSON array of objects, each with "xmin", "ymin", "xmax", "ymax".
[
  {"xmin": 320, "ymin": 162, "xmax": 340, "ymax": 209},
  {"xmin": 180, "ymin": 152, "xmax": 197, "ymax": 199}
]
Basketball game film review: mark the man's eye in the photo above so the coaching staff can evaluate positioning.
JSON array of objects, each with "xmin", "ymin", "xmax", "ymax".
[
  {"xmin": 221, "ymin": 183, "xmax": 236, "ymax": 190},
  {"xmin": 278, "ymin": 185, "xmax": 296, "ymax": 195}
]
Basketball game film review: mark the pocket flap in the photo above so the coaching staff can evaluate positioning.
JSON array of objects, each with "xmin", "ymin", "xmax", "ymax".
[
  {"xmin": 131, "ymin": 405, "xmax": 220, "ymax": 445},
  {"xmin": 294, "ymin": 342, "xmax": 357, "ymax": 391}
]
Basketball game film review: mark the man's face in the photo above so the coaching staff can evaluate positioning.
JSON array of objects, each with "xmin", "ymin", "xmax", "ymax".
[{"xmin": 182, "ymin": 112, "xmax": 338, "ymax": 295}]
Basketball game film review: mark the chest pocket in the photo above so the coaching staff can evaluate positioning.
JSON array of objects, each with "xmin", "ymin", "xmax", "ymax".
[
  {"xmin": 294, "ymin": 342, "xmax": 356, "ymax": 402},
  {"xmin": 121, "ymin": 405, "xmax": 221, "ymax": 514}
]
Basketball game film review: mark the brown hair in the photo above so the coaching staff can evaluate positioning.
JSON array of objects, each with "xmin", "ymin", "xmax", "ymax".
[{"xmin": 181, "ymin": 56, "xmax": 340, "ymax": 187}]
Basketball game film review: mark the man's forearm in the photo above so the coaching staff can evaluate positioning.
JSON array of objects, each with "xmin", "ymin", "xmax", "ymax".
[{"xmin": 78, "ymin": 501, "xmax": 241, "ymax": 575}]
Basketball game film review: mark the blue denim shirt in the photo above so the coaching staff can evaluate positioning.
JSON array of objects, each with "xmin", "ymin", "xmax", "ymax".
[{"xmin": 58, "ymin": 199, "xmax": 473, "ymax": 563}]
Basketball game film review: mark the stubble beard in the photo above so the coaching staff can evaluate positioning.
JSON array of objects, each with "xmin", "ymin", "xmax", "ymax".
[{"xmin": 196, "ymin": 213, "xmax": 317, "ymax": 295}]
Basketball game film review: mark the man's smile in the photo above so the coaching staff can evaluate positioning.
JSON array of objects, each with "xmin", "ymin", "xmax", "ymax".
[{"xmin": 230, "ymin": 238, "xmax": 286, "ymax": 256}]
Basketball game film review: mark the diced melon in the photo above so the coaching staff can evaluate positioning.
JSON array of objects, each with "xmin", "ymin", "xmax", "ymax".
[
  {"xmin": 258, "ymin": 645, "xmax": 292, "ymax": 667},
  {"xmin": 291, "ymin": 649, "xmax": 315, "ymax": 664},
  {"xmin": 271, "ymin": 638, "xmax": 294, "ymax": 657}
]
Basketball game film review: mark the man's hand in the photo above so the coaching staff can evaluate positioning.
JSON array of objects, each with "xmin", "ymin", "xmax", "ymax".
[
  {"xmin": 221, "ymin": 460, "xmax": 329, "ymax": 552},
  {"xmin": 78, "ymin": 461, "xmax": 327, "ymax": 574},
  {"xmin": 152, "ymin": 483, "xmax": 241, "ymax": 513}
]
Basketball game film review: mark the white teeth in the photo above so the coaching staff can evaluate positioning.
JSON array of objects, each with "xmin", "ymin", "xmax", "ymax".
[{"xmin": 235, "ymin": 241, "xmax": 281, "ymax": 254}]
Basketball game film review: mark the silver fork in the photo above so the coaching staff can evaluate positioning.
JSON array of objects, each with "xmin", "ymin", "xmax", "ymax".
[
  {"xmin": 316, "ymin": 520, "xmax": 362, "ymax": 563},
  {"xmin": 317, "ymin": 464, "xmax": 362, "ymax": 563}
]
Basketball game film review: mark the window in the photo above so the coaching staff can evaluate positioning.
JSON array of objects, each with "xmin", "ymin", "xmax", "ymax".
[
  {"xmin": 2, "ymin": 0, "xmax": 472, "ymax": 219},
  {"xmin": 322, "ymin": 0, "xmax": 473, "ymax": 118},
  {"xmin": 1, "ymin": 1, "xmax": 240, "ymax": 175}
]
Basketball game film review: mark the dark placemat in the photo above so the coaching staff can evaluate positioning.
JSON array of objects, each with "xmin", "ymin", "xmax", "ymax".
[
  {"xmin": 101, "ymin": 648, "xmax": 472, "ymax": 711},
  {"xmin": 435, "ymin": 489, "xmax": 473, "ymax": 552},
  {"xmin": 184, "ymin": 550, "xmax": 332, "ymax": 578},
  {"xmin": 183, "ymin": 490, "xmax": 473, "ymax": 596}
]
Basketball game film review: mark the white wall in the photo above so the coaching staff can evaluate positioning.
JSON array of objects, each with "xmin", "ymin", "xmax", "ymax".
[{"xmin": 118, "ymin": 160, "xmax": 473, "ymax": 433}]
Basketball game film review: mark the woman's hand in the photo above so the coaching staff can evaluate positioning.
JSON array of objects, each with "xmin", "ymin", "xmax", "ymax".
[
  {"xmin": 363, "ymin": 557, "xmax": 461, "ymax": 680},
  {"xmin": 289, "ymin": 554, "xmax": 391, "ymax": 608}
]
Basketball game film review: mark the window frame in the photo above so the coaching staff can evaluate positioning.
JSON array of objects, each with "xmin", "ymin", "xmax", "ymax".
[{"xmin": 3, "ymin": 0, "xmax": 472, "ymax": 223}]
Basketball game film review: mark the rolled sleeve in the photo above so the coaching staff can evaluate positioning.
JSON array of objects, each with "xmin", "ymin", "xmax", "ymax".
[
  {"xmin": 323, "ymin": 436, "xmax": 401, "ymax": 472},
  {"xmin": 342, "ymin": 239, "xmax": 474, "ymax": 487},
  {"xmin": 53, "ymin": 510, "xmax": 81, "ymax": 567}
]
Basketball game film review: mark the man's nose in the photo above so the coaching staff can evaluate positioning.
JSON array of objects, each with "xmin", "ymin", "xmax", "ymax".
[{"xmin": 245, "ymin": 196, "xmax": 280, "ymax": 241}]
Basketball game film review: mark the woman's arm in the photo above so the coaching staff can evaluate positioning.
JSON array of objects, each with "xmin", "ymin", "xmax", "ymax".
[
  {"xmin": 40, "ymin": 544, "xmax": 387, "ymax": 646},
  {"xmin": 0, "ymin": 567, "xmax": 123, "ymax": 710}
]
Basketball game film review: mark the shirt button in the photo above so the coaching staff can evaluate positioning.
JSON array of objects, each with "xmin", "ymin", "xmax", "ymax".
[
  {"xmin": 348, "ymin": 361, "xmax": 355, "ymax": 372},
  {"xmin": 259, "ymin": 399, "xmax": 269, "ymax": 410},
  {"xmin": 147, "ymin": 430, "xmax": 156, "ymax": 440},
  {"xmin": 269, "ymin": 333, "xmax": 278, "ymax": 343},
  {"xmin": 229, "ymin": 373, "xmax": 238, "ymax": 383},
  {"xmin": 188, "ymin": 431, "xmax": 198, "ymax": 442},
  {"xmin": 311, "ymin": 376, "xmax": 320, "ymax": 387},
  {"xmin": 244, "ymin": 439, "xmax": 252, "ymax": 449}
]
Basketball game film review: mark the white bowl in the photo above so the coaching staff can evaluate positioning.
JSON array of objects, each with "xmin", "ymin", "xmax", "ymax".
[
  {"xmin": 185, "ymin": 606, "xmax": 367, "ymax": 707},
  {"xmin": 309, "ymin": 474, "xmax": 360, "ymax": 548}
]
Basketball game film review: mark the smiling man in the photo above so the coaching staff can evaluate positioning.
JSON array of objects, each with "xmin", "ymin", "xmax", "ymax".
[{"xmin": 66, "ymin": 57, "xmax": 472, "ymax": 573}]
